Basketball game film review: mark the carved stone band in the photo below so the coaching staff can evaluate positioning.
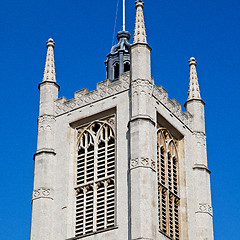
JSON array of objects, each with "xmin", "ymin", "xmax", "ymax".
[
  {"xmin": 196, "ymin": 203, "xmax": 213, "ymax": 216},
  {"xmin": 192, "ymin": 131, "xmax": 206, "ymax": 140},
  {"xmin": 130, "ymin": 157, "xmax": 156, "ymax": 171},
  {"xmin": 32, "ymin": 187, "xmax": 53, "ymax": 201}
]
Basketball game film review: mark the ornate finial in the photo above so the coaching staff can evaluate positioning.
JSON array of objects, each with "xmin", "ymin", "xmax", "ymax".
[
  {"xmin": 187, "ymin": 57, "xmax": 201, "ymax": 101},
  {"xmin": 46, "ymin": 38, "xmax": 55, "ymax": 48},
  {"xmin": 42, "ymin": 38, "xmax": 56, "ymax": 82},
  {"xmin": 133, "ymin": 0, "xmax": 147, "ymax": 44},
  {"xmin": 189, "ymin": 57, "xmax": 197, "ymax": 66}
]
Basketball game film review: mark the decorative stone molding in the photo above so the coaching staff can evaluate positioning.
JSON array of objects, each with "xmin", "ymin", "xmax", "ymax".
[
  {"xmin": 193, "ymin": 164, "xmax": 211, "ymax": 174},
  {"xmin": 33, "ymin": 149, "xmax": 56, "ymax": 160},
  {"xmin": 38, "ymin": 115, "xmax": 56, "ymax": 133},
  {"xmin": 54, "ymin": 71, "xmax": 192, "ymax": 129},
  {"xmin": 130, "ymin": 157, "xmax": 156, "ymax": 171},
  {"xmin": 153, "ymin": 85, "xmax": 192, "ymax": 127},
  {"xmin": 32, "ymin": 187, "xmax": 53, "ymax": 201},
  {"xmin": 106, "ymin": 116, "xmax": 115, "ymax": 128},
  {"xmin": 131, "ymin": 79, "xmax": 153, "ymax": 96},
  {"xmin": 192, "ymin": 131, "xmax": 206, "ymax": 140},
  {"xmin": 196, "ymin": 203, "xmax": 213, "ymax": 216},
  {"xmin": 129, "ymin": 114, "xmax": 155, "ymax": 126},
  {"xmin": 55, "ymin": 72, "xmax": 130, "ymax": 116},
  {"xmin": 38, "ymin": 115, "xmax": 56, "ymax": 123}
]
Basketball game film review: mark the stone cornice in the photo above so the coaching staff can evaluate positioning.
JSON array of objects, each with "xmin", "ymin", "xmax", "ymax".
[
  {"xmin": 38, "ymin": 81, "xmax": 60, "ymax": 90},
  {"xmin": 33, "ymin": 148, "xmax": 56, "ymax": 160},
  {"xmin": 193, "ymin": 164, "xmax": 211, "ymax": 174},
  {"xmin": 131, "ymin": 42, "xmax": 152, "ymax": 51},
  {"xmin": 184, "ymin": 98, "xmax": 205, "ymax": 107},
  {"xmin": 129, "ymin": 114, "xmax": 155, "ymax": 126}
]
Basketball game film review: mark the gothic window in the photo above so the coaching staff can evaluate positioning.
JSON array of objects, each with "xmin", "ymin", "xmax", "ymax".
[
  {"xmin": 75, "ymin": 117, "xmax": 115, "ymax": 237},
  {"xmin": 157, "ymin": 128, "xmax": 180, "ymax": 240}
]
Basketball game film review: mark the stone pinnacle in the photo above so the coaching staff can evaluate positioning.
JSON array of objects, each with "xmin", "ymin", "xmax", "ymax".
[
  {"xmin": 42, "ymin": 38, "xmax": 56, "ymax": 82},
  {"xmin": 133, "ymin": 0, "xmax": 147, "ymax": 44},
  {"xmin": 187, "ymin": 57, "xmax": 201, "ymax": 101}
]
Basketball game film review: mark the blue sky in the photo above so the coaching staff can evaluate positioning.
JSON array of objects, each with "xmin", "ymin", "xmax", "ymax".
[{"xmin": 0, "ymin": 0, "xmax": 239, "ymax": 239}]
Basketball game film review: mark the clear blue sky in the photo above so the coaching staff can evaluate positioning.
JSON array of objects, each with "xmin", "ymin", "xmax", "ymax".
[{"xmin": 0, "ymin": 0, "xmax": 239, "ymax": 239}]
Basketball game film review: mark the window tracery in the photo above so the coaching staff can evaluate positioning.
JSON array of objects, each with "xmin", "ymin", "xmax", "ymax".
[
  {"xmin": 75, "ymin": 117, "xmax": 115, "ymax": 237},
  {"xmin": 157, "ymin": 127, "xmax": 180, "ymax": 240}
]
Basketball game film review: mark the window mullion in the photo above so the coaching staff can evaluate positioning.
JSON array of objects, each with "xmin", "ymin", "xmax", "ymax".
[
  {"xmin": 83, "ymin": 187, "xmax": 87, "ymax": 235},
  {"xmin": 105, "ymin": 128, "xmax": 108, "ymax": 178},
  {"xmin": 104, "ymin": 181, "xmax": 107, "ymax": 228},
  {"xmin": 171, "ymin": 156, "xmax": 174, "ymax": 195},
  {"xmin": 93, "ymin": 138, "xmax": 97, "ymax": 232},
  {"xmin": 166, "ymin": 190, "xmax": 170, "ymax": 236},
  {"xmin": 159, "ymin": 185, "xmax": 162, "ymax": 231},
  {"xmin": 104, "ymin": 136, "xmax": 108, "ymax": 229},
  {"xmin": 172, "ymin": 196, "xmax": 176, "ymax": 239},
  {"xmin": 84, "ymin": 137, "xmax": 87, "ymax": 185}
]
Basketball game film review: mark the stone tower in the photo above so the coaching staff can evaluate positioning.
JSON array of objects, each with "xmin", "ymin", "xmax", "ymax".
[{"xmin": 31, "ymin": 1, "xmax": 214, "ymax": 239}]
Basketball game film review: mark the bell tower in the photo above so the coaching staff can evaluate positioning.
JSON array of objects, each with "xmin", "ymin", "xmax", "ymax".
[{"xmin": 31, "ymin": 1, "xmax": 214, "ymax": 240}]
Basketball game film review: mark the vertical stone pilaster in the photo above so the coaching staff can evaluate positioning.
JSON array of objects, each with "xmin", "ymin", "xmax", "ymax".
[
  {"xmin": 31, "ymin": 38, "xmax": 59, "ymax": 240},
  {"xmin": 129, "ymin": 2, "xmax": 157, "ymax": 238},
  {"xmin": 185, "ymin": 57, "xmax": 214, "ymax": 240}
]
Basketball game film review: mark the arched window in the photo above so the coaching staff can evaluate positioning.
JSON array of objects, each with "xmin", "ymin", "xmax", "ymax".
[
  {"xmin": 124, "ymin": 62, "xmax": 130, "ymax": 72},
  {"xmin": 114, "ymin": 63, "xmax": 119, "ymax": 79},
  {"xmin": 75, "ymin": 117, "xmax": 115, "ymax": 237},
  {"xmin": 157, "ymin": 128, "xmax": 180, "ymax": 240}
]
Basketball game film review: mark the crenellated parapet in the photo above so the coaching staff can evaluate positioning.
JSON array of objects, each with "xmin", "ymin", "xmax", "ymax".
[
  {"xmin": 54, "ymin": 72, "xmax": 193, "ymax": 128},
  {"xmin": 153, "ymin": 85, "xmax": 193, "ymax": 127},
  {"xmin": 55, "ymin": 72, "xmax": 130, "ymax": 116}
]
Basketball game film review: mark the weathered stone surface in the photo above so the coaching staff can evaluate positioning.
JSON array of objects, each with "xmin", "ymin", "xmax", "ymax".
[{"xmin": 31, "ymin": 2, "xmax": 213, "ymax": 240}]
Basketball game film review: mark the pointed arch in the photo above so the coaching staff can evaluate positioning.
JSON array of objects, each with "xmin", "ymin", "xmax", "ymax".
[
  {"xmin": 75, "ymin": 117, "xmax": 116, "ymax": 237},
  {"xmin": 168, "ymin": 139, "xmax": 178, "ymax": 159},
  {"xmin": 157, "ymin": 127, "xmax": 180, "ymax": 240}
]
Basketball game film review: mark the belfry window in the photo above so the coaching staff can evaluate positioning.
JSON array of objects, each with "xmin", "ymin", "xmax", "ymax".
[
  {"xmin": 157, "ymin": 128, "xmax": 180, "ymax": 240},
  {"xmin": 75, "ymin": 117, "xmax": 116, "ymax": 237},
  {"xmin": 124, "ymin": 62, "xmax": 130, "ymax": 72},
  {"xmin": 114, "ymin": 63, "xmax": 119, "ymax": 79}
]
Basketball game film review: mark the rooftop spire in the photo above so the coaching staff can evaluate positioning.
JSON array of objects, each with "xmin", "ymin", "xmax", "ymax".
[
  {"xmin": 187, "ymin": 57, "xmax": 201, "ymax": 101},
  {"xmin": 42, "ymin": 38, "xmax": 56, "ymax": 82},
  {"xmin": 133, "ymin": 0, "xmax": 147, "ymax": 44}
]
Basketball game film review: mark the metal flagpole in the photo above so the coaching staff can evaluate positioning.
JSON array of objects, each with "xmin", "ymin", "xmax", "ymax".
[{"xmin": 123, "ymin": 0, "xmax": 126, "ymax": 31}]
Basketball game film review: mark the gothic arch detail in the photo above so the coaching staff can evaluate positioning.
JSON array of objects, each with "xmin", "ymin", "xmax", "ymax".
[
  {"xmin": 157, "ymin": 127, "xmax": 180, "ymax": 240},
  {"xmin": 75, "ymin": 117, "xmax": 115, "ymax": 237}
]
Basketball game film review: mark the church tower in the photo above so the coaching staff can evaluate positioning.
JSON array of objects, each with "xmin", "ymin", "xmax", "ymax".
[{"xmin": 31, "ymin": 1, "xmax": 214, "ymax": 239}]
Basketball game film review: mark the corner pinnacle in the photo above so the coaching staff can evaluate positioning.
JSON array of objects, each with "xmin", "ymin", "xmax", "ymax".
[
  {"xmin": 42, "ymin": 38, "xmax": 56, "ymax": 82},
  {"xmin": 187, "ymin": 57, "xmax": 201, "ymax": 101},
  {"xmin": 133, "ymin": 0, "xmax": 147, "ymax": 44}
]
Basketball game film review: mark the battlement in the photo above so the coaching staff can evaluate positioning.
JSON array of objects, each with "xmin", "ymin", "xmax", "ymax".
[
  {"xmin": 55, "ymin": 73, "xmax": 192, "ymax": 128},
  {"xmin": 55, "ymin": 72, "xmax": 130, "ymax": 116},
  {"xmin": 153, "ymin": 85, "xmax": 192, "ymax": 127}
]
